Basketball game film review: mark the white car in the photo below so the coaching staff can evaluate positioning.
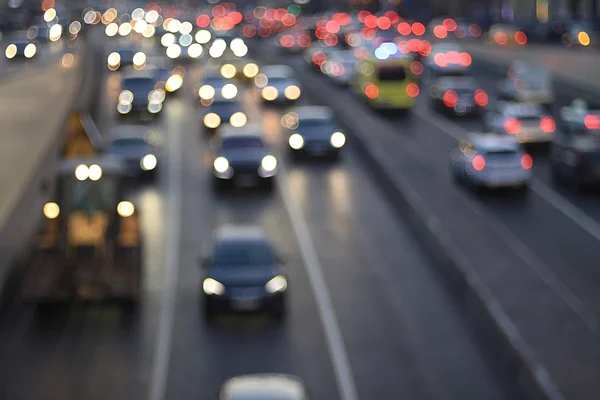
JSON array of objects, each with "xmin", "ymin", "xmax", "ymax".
[
  {"xmin": 254, "ymin": 65, "xmax": 302, "ymax": 104},
  {"xmin": 498, "ymin": 61, "xmax": 554, "ymax": 105},
  {"xmin": 450, "ymin": 132, "xmax": 532, "ymax": 191},
  {"xmin": 484, "ymin": 101, "xmax": 556, "ymax": 144},
  {"xmin": 219, "ymin": 374, "xmax": 309, "ymax": 400}
]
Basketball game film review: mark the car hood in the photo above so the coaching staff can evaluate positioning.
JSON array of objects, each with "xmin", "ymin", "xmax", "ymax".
[{"xmin": 208, "ymin": 265, "xmax": 277, "ymax": 286}]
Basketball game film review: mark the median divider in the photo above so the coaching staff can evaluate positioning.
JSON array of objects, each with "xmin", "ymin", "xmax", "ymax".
[
  {"xmin": 0, "ymin": 38, "xmax": 98, "ymax": 312},
  {"xmin": 290, "ymin": 64, "xmax": 565, "ymax": 400}
]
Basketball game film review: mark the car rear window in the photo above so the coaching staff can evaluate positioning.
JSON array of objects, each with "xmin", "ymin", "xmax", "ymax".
[
  {"xmin": 378, "ymin": 66, "xmax": 406, "ymax": 81},
  {"xmin": 485, "ymin": 150, "xmax": 519, "ymax": 160}
]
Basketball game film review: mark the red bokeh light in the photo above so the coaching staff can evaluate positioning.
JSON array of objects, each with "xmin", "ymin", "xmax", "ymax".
[
  {"xmin": 504, "ymin": 118, "xmax": 522, "ymax": 134},
  {"xmin": 297, "ymin": 34, "xmax": 311, "ymax": 48},
  {"xmin": 242, "ymin": 24, "xmax": 257, "ymax": 37},
  {"xmin": 324, "ymin": 34, "xmax": 338, "ymax": 46},
  {"xmin": 433, "ymin": 25, "xmax": 447, "ymax": 39},
  {"xmin": 412, "ymin": 22, "xmax": 425, "ymax": 36},
  {"xmin": 419, "ymin": 40, "xmax": 432, "ymax": 56},
  {"xmin": 472, "ymin": 155, "xmax": 485, "ymax": 171},
  {"xmin": 584, "ymin": 115, "xmax": 600, "ymax": 129},
  {"xmin": 326, "ymin": 20, "xmax": 340, "ymax": 33},
  {"xmin": 540, "ymin": 116, "xmax": 556, "ymax": 133},
  {"xmin": 495, "ymin": 31, "xmax": 507, "ymax": 45},
  {"xmin": 364, "ymin": 15, "xmax": 378, "ymax": 28},
  {"xmin": 443, "ymin": 18, "xmax": 457, "ymax": 32},
  {"xmin": 312, "ymin": 52, "xmax": 326, "ymax": 65},
  {"xmin": 474, "ymin": 89, "xmax": 488, "ymax": 106},
  {"xmin": 229, "ymin": 11, "xmax": 243, "ymax": 24},
  {"xmin": 406, "ymin": 83, "xmax": 420, "ymax": 97},
  {"xmin": 410, "ymin": 61, "xmax": 423, "ymax": 75},
  {"xmin": 377, "ymin": 17, "xmax": 391, "ymax": 30},
  {"xmin": 443, "ymin": 90, "xmax": 458, "ymax": 107},
  {"xmin": 357, "ymin": 10, "xmax": 371, "ymax": 23},
  {"xmin": 365, "ymin": 83, "xmax": 379, "ymax": 99},
  {"xmin": 258, "ymin": 26, "xmax": 272, "ymax": 37},
  {"xmin": 384, "ymin": 11, "xmax": 400, "ymax": 24},
  {"xmin": 515, "ymin": 31, "xmax": 527, "ymax": 45},
  {"xmin": 521, "ymin": 154, "xmax": 533, "ymax": 170},
  {"xmin": 282, "ymin": 13, "xmax": 296, "ymax": 26},
  {"xmin": 469, "ymin": 24, "xmax": 482, "ymax": 37},
  {"xmin": 280, "ymin": 34, "xmax": 295, "ymax": 48},
  {"xmin": 397, "ymin": 22, "xmax": 411, "ymax": 36},
  {"xmin": 196, "ymin": 14, "xmax": 210, "ymax": 28},
  {"xmin": 360, "ymin": 28, "xmax": 376, "ymax": 41},
  {"xmin": 434, "ymin": 53, "xmax": 448, "ymax": 67},
  {"xmin": 459, "ymin": 52, "xmax": 472, "ymax": 66},
  {"xmin": 212, "ymin": 5, "xmax": 225, "ymax": 17}
]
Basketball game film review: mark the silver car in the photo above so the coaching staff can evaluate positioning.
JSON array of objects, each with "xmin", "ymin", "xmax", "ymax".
[
  {"xmin": 106, "ymin": 125, "xmax": 161, "ymax": 178},
  {"xmin": 219, "ymin": 374, "xmax": 308, "ymax": 400},
  {"xmin": 484, "ymin": 101, "xmax": 556, "ymax": 144}
]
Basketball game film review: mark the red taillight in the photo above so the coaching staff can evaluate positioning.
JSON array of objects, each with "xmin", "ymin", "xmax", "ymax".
[
  {"xmin": 469, "ymin": 24, "xmax": 482, "ymax": 38},
  {"xmin": 474, "ymin": 89, "xmax": 488, "ymax": 106},
  {"xmin": 410, "ymin": 61, "xmax": 423, "ymax": 75},
  {"xmin": 521, "ymin": 154, "xmax": 533, "ymax": 170},
  {"xmin": 443, "ymin": 90, "xmax": 458, "ymax": 107},
  {"xmin": 459, "ymin": 52, "xmax": 472, "ymax": 66},
  {"xmin": 406, "ymin": 83, "xmax": 420, "ymax": 97},
  {"xmin": 584, "ymin": 115, "xmax": 600, "ymax": 129},
  {"xmin": 280, "ymin": 34, "xmax": 295, "ymax": 48},
  {"xmin": 397, "ymin": 21, "xmax": 411, "ymax": 35},
  {"xmin": 312, "ymin": 52, "xmax": 326, "ymax": 65},
  {"xmin": 365, "ymin": 83, "xmax": 379, "ymax": 99},
  {"xmin": 495, "ymin": 31, "xmax": 507, "ymax": 45},
  {"xmin": 540, "ymin": 116, "xmax": 555, "ymax": 133},
  {"xmin": 504, "ymin": 118, "xmax": 522, "ymax": 134},
  {"xmin": 515, "ymin": 31, "xmax": 527, "ymax": 45},
  {"xmin": 472, "ymin": 155, "xmax": 485, "ymax": 171},
  {"xmin": 412, "ymin": 22, "xmax": 425, "ymax": 36},
  {"xmin": 434, "ymin": 53, "xmax": 447, "ymax": 67},
  {"xmin": 434, "ymin": 25, "xmax": 447, "ymax": 39},
  {"xmin": 447, "ymin": 50, "xmax": 460, "ymax": 64}
]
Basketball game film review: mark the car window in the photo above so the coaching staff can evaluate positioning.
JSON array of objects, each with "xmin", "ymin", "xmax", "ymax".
[
  {"xmin": 484, "ymin": 150, "xmax": 519, "ymax": 159},
  {"xmin": 377, "ymin": 66, "xmax": 406, "ymax": 81},
  {"xmin": 213, "ymin": 242, "xmax": 274, "ymax": 266},
  {"xmin": 124, "ymin": 78, "xmax": 155, "ymax": 92}
]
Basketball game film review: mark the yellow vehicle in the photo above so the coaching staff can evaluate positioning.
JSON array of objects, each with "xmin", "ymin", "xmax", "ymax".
[{"xmin": 351, "ymin": 51, "xmax": 420, "ymax": 111}]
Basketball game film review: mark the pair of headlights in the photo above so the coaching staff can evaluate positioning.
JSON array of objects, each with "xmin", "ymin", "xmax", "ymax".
[
  {"xmin": 289, "ymin": 132, "xmax": 346, "ymax": 149},
  {"xmin": 203, "ymin": 275, "xmax": 287, "ymax": 296},
  {"xmin": 213, "ymin": 155, "xmax": 277, "ymax": 173},
  {"xmin": 204, "ymin": 112, "xmax": 247, "ymax": 128},
  {"xmin": 261, "ymin": 85, "xmax": 301, "ymax": 101}
]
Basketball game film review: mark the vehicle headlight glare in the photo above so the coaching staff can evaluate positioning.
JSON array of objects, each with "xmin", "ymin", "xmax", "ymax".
[
  {"xmin": 204, "ymin": 113, "xmax": 221, "ymax": 129},
  {"xmin": 166, "ymin": 74, "xmax": 183, "ymax": 92},
  {"xmin": 5, "ymin": 44, "xmax": 16, "ymax": 59},
  {"xmin": 213, "ymin": 156, "xmax": 229, "ymax": 173},
  {"xmin": 117, "ymin": 201, "xmax": 135, "ymax": 217},
  {"xmin": 43, "ymin": 202, "xmax": 60, "ymax": 219},
  {"xmin": 289, "ymin": 134, "xmax": 304, "ymax": 149},
  {"xmin": 265, "ymin": 275, "xmax": 287, "ymax": 293},
  {"xmin": 88, "ymin": 164, "xmax": 103, "ymax": 181},
  {"xmin": 262, "ymin": 86, "xmax": 278, "ymax": 101},
  {"xmin": 330, "ymin": 132, "xmax": 346, "ymax": 148},
  {"xmin": 243, "ymin": 63, "xmax": 259, "ymax": 78},
  {"xmin": 141, "ymin": 154, "xmax": 157, "ymax": 170},
  {"xmin": 230, "ymin": 112, "xmax": 247, "ymax": 127},
  {"xmin": 203, "ymin": 278, "xmax": 225, "ymax": 295},
  {"xmin": 284, "ymin": 85, "xmax": 301, "ymax": 100},
  {"xmin": 221, "ymin": 83, "xmax": 238, "ymax": 99},
  {"xmin": 261, "ymin": 155, "xmax": 277, "ymax": 172},
  {"xmin": 199, "ymin": 85, "xmax": 215, "ymax": 99},
  {"xmin": 221, "ymin": 64, "xmax": 236, "ymax": 79},
  {"xmin": 119, "ymin": 90, "xmax": 134, "ymax": 105},
  {"xmin": 24, "ymin": 43, "xmax": 37, "ymax": 58}
]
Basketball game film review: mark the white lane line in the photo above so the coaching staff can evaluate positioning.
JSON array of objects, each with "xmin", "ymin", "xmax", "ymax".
[
  {"xmin": 412, "ymin": 107, "xmax": 600, "ymax": 332},
  {"xmin": 277, "ymin": 166, "xmax": 360, "ymax": 400},
  {"xmin": 412, "ymin": 106, "xmax": 600, "ymax": 243},
  {"xmin": 147, "ymin": 105, "xmax": 183, "ymax": 400}
]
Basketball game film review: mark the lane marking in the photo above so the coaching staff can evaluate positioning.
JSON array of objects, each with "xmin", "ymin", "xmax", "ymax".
[
  {"xmin": 412, "ymin": 107, "xmax": 600, "ymax": 332},
  {"xmin": 277, "ymin": 167, "xmax": 360, "ymax": 400},
  {"xmin": 147, "ymin": 103, "xmax": 184, "ymax": 400}
]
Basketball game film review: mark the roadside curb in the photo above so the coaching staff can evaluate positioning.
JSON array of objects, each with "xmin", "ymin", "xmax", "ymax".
[{"xmin": 292, "ymin": 66, "xmax": 565, "ymax": 400}]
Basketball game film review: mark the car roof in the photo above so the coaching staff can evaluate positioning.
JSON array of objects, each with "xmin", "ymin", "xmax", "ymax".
[
  {"xmin": 261, "ymin": 65, "xmax": 294, "ymax": 78},
  {"xmin": 292, "ymin": 106, "xmax": 334, "ymax": 121},
  {"xmin": 221, "ymin": 374, "xmax": 306, "ymax": 399},
  {"xmin": 467, "ymin": 132, "xmax": 520, "ymax": 151},
  {"xmin": 215, "ymin": 225, "xmax": 267, "ymax": 243},
  {"xmin": 220, "ymin": 124, "xmax": 263, "ymax": 138}
]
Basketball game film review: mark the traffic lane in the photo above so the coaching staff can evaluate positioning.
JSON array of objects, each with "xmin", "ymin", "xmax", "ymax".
[
  {"xmin": 247, "ymin": 88, "xmax": 519, "ymax": 399},
  {"xmin": 162, "ymin": 70, "xmax": 339, "ymax": 400},
  {"xmin": 0, "ymin": 64, "xmax": 171, "ymax": 400}
]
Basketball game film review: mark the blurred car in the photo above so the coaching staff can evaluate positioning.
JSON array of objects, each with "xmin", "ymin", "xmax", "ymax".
[
  {"xmin": 551, "ymin": 99, "xmax": 600, "ymax": 185},
  {"xmin": 219, "ymin": 374, "xmax": 308, "ymax": 399},
  {"xmin": 147, "ymin": 63, "xmax": 184, "ymax": 95},
  {"xmin": 517, "ymin": 20, "xmax": 566, "ymax": 43},
  {"xmin": 450, "ymin": 132, "xmax": 532, "ymax": 191},
  {"xmin": 217, "ymin": 55, "xmax": 261, "ymax": 82},
  {"xmin": 486, "ymin": 23, "xmax": 527, "ymax": 45},
  {"xmin": 283, "ymin": 106, "xmax": 346, "ymax": 158},
  {"xmin": 255, "ymin": 65, "xmax": 302, "ymax": 104},
  {"xmin": 203, "ymin": 98, "xmax": 247, "ymax": 131},
  {"xmin": 4, "ymin": 40, "xmax": 38, "ymax": 60},
  {"xmin": 322, "ymin": 48, "xmax": 357, "ymax": 85},
  {"xmin": 562, "ymin": 20, "xmax": 599, "ymax": 47},
  {"xmin": 484, "ymin": 101, "xmax": 555, "ymax": 144},
  {"xmin": 106, "ymin": 125, "xmax": 159, "ymax": 178},
  {"xmin": 275, "ymin": 30, "xmax": 312, "ymax": 53},
  {"xmin": 425, "ymin": 43, "xmax": 472, "ymax": 78},
  {"xmin": 212, "ymin": 125, "xmax": 278, "ymax": 190},
  {"xmin": 201, "ymin": 226, "xmax": 287, "ymax": 320},
  {"xmin": 429, "ymin": 76, "xmax": 488, "ymax": 117},
  {"xmin": 195, "ymin": 72, "xmax": 231, "ymax": 102},
  {"xmin": 498, "ymin": 61, "xmax": 554, "ymax": 105},
  {"xmin": 117, "ymin": 71, "xmax": 166, "ymax": 117}
]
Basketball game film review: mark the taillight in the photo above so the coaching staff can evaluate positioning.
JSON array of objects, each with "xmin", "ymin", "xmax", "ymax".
[
  {"xmin": 459, "ymin": 52, "xmax": 472, "ymax": 66},
  {"xmin": 406, "ymin": 83, "xmax": 419, "ymax": 97},
  {"xmin": 540, "ymin": 116, "xmax": 555, "ymax": 133},
  {"xmin": 443, "ymin": 90, "xmax": 458, "ymax": 107},
  {"xmin": 521, "ymin": 154, "xmax": 533, "ymax": 170},
  {"xmin": 495, "ymin": 31, "xmax": 507, "ymax": 45},
  {"xmin": 515, "ymin": 31, "xmax": 527, "ymax": 45},
  {"xmin": 504, "ymin": 118, "xmax": 522, "ymax": 134},
  {"xmin": 474, "ymin": 89, "xmax": 488, "ymax": 106},
  {"xmin": 410, "ymin": 61, "xmax": 423, "ymax": 75},
  {"xmin": 434, "ymin": 53, "xmax": 447, "ymax": 67},
  {"xmin": 365, "ymin": 83, "xmax": 379, "ymax": 99},
  {"xmin": 312, "ymin": 52, "xmax": 326, "ymax": 65},
  {"xmin": 472, "ymin": 155, "xmax": 485, "ymax": 171},
  {"xmin": 584, "ymin": 115, "xmax": 600, "ymax": 129}
]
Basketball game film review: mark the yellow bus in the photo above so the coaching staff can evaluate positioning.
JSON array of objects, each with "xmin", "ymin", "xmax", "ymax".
[{"xmin": 351, "ymin": 51, "xmax": 420, "ymax": 111}]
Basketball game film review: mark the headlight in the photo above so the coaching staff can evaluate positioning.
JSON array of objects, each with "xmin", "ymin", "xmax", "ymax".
[
  {"xmin": 243, "ymin": 63, "xmax": 259, "ymax": 78},
  {"xmin": 107, "ymin": 51, "xmax": 121, "ymax": 67},
  {"xmin": 261, "ymin": 155, "xmax": 277, "ymax": 171},
  {"xmin": 221, "ymin": 83, "xmax": 238, "ymax": 99},
  {"xmin": 148, "ymin": 101, "xmax": 163, "ymax": 114},
  {"xmin": 204, "ymin": 113, "xmax": 221, "ymax": 128},
  {"xmin": 5, "ymin": 44, "xmax": 16, "ymax": 59},
  {"xmin": 133, "ymin": 51, "xmax": 146, "ymax": 67},
  {"xmin": 141, "ymin": 154, "xmax": 157, "ymax": 170},
  {"xmin": 330, "ymin": 131, "xmax": 346, "ymax": 148},
  {"xmin": 117, "ymin": 201, "xmax": 135, "ymax": 217},
  {"xmin": 166, "ymin": 74, "xmax": 183, "ymax": 92},
  {"xmin": 262, "ymin": 86, "xmax": 279, "ymax": 101},
  {"xmin": 166, "ymin": 44, "xmax": 182, "ymax": 59},
  {"xmin": 265, "ymin": 275, "xmax": 287, "ymax": 293},
  {"xmin": 119, "ymin": 90, "xmax": 134, "ymax": 105},
  {"xmin": 88, "ymin": 164, "xmax": 102, "ymax": 181},
  {"xmin": 203, "ymin": 278, "xmax": 225, "ymax": 295},
  {"xmin": 289, "ymin": 133, "xmax": 304, "ymax": 149},
  {"xmin": 221, "ymin": 64, "xmax": 236, "ymax": 78},
  {"xmin": 284, "ymin": 85, "xmax": 301, "ymax": 100},
  {"xmin": 148, "ymin": 89, "xmax": 166, "ymax": 104},
  {"xmin": 199, "ymin": 85, "xmax": 215, "ymax": 100},
  {"xmin": 214, "ymin": 156, "xmax": 229, "ymax": 173},
  {"xmin": 230, "ymin": 112, "xmax": 247, "ymax": 127},
  {"xmin": 117, "ymin": 103, "xmax": 132, "ymax": 114},
  {"xmin": 24, "ymin": 43, "xmax": 36, "ymax": 58},
  {"xmin": 43, "ymin": 202, "xmax": 60, "ymax": 219},
  {"xmin": 188, "ymin": 43, "xmax": 203, "ymax": 58}
]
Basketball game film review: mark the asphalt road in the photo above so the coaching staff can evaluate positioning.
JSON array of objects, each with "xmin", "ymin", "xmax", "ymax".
[{"xmin": 0, "ymin": 35, "xmax": 519, "ymax": 400}]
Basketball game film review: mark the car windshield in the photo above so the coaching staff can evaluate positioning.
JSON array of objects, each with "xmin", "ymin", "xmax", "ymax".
[
  {"xmin": 297, "ymin": 119, "xmax": 335, "ymax": 132},
  {"xmin": 484, "ymin": 150, "xmax": 519, "ymax": 160},
  {"xmin": 62, "ymin": 176, "xmax": 118, "ymax": 213},
  {"xmin": 213, "ymin": 241, "xmax": 274, "ymax": 266},
  {"xmin": 124, "ymin": 78, "xmax": 155, "ymax": 93},
  {"xmin": 210, "ymin": 101, "xmax": 239, "ymax": 114},
  {"xmin": 118, "ymin": 49, "xmax": 134, "ymax": 59},
  {"xmin": 377, "ymin": 66, "xmax": 406, "ymax": 81},
  {"xmin": 221, "ymin": 136, "xmax": 264, "ymax": 150}
]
